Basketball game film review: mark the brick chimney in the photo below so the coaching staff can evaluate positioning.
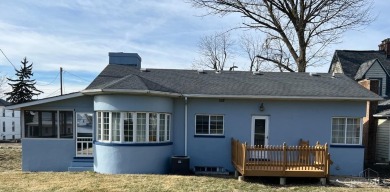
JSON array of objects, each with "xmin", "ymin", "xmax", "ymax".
[{"xmin": 379, "ymin": 38, "xmax": 390, "ymax": 57}]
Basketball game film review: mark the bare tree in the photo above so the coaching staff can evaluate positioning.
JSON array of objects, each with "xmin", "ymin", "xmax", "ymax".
[
  {"xmin": 190, "ymin": 0, "xmax": 373, "ymax": 72},
  {"xmin": 0, "ymin": 73, "xmax": 8, "ymax": 99},
  {"xmin": 240, "ymin": 34, "xmax": 261, "ymax": 72},
  {"xmin": 193, "ymin": 32, "xmax": 234, "ymax": 71}
]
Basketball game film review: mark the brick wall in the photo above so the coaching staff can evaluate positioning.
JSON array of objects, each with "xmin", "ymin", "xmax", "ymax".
[{"xmin": 358, "ymin": 79, "xmax": 379, "ymax": 163}]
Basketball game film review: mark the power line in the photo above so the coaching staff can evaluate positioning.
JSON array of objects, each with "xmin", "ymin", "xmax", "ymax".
[
  {"xmin": 46, "ymin": 88, "xmax": 61, "ymax": 97},
  {"xmin": 63, "ymin": 70, "xmax": 90, "ymax": 82},
  {"xmin": 0, "ymin": 49, "xmax": 16, "ymax": 69},
  {"xmin": 36, "ymin": 72, "xmax": 60, "ymax": 86}
]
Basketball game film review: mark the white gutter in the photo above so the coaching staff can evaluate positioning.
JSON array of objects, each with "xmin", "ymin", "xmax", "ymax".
[
  {"xmin": 81, "ymin": 89, "xmax": 382, "ymax": 101},
  {"xmin": 182, "ymin": 94, "xmax": 383, "ymax": 101},
  {"xmin": 81, "ymin": 89, "xmax": 181, "ymax": 97},
  {"xmin": 184, "ymin": 97, "xmax": 188, "ymax": 156}
]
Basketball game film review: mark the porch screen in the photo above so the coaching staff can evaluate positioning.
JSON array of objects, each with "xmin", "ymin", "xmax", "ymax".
[{"xmin": 24, "ymin": 110, "xmax": 73, "ymax": 139}]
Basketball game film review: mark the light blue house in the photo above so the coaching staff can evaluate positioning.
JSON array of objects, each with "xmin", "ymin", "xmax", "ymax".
[{"xmin": 8, "ymin": 52, "xmax": 382, "ymax": 176}]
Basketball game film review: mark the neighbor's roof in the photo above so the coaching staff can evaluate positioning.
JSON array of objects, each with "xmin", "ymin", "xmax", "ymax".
[
  {"xmin": 84, "ymin": 64, "xmax": 382, "ymax": 101},
  {"xmin": 330, "ymin": 50, "xmax": 390, "ymax": 78},
  {"xmin": 0, "ymin": 99, "xmax": 10, "ymax": 106}
]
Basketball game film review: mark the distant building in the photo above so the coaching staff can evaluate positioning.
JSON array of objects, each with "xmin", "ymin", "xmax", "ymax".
[{"xmin": 0, "ymin": 99, "xmax": 21, "ymax": 141}]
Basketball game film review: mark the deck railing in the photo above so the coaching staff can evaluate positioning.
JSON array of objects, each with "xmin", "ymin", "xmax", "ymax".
[{"xmin": 231, "ymin": 138, "xmax": 331, "ymax": 178}]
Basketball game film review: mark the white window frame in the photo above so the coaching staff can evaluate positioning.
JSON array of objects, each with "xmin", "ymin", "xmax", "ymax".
[
  {"xmin": 331, "ymin": 117, "xmax": 363, "ymax": 145},
  {"xmin": 96, "ymin": 111, "xmax": 171, "ymax": 143},
  {"xmin": 194, "ymin": 114, "xmax": 224, "ymax": 136}
]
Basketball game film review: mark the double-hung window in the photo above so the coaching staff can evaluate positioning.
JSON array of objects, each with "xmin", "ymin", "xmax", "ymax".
[
  {"xmin": 331, "ymin": 117, "xmax": 362, "ymax": 145},
  {"xmin": 195, "ymin": 115, "xmax": 224, "ymax": 135}
]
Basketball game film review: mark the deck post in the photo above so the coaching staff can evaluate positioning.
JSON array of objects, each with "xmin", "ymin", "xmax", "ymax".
[
  {"xmin": 238, "ymin": 176, "xmax": 245, "ymax": 181},
  {"xmin": 234, "ymin": 170, "xmax": 239, "ymax": 178},
  {"xmin": 282, "ymin": 142, "xmax": 287, "ymax": 176},
  {"xmin": 320, "ymin": 178, "xmax": 326, "ymax": 185},
  {"xmin": 280, "ymin": 177, "xmax": 286, "ymax": 185},
  {"xmin": 242, "ymin": 142, "xmax": 247, "ymax": 176},
  {"xmin": 324, "ymin": 143, "xmax": 329, "ymax": 178}
]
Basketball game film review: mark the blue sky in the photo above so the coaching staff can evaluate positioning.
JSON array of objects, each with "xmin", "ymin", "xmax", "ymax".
[{"xmin": 0, "ymin": 0, "xmax": 389, "ymax": 98}]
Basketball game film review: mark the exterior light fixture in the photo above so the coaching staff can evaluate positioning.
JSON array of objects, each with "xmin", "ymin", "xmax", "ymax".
[{"xmin": 259, "ymin": 103, "xmax": 264, "ymax": 111}]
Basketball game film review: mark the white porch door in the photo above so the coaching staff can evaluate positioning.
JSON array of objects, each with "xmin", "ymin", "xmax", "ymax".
[
  {"xmin": 76, "ymin": 113, "xmax": 94, "ymax": 157},
  {"xmin": 251, "ymin": 116, "xmax": 269, "ymax": 146},
  {"xmin": 250, "ymin": 116, "xmax": 269, "ymax": 159}
]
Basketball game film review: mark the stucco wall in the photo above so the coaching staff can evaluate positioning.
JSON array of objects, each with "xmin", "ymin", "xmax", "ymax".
[
  {"xmin": 21, "ymin": 95, "xmax": 94, "ymax": 171},
  {"xmin": 22, "ymin": 139, "xmax": 75, "ymax": 171},
  {"xmin": 181, "ymin": 98, "xmax": 366, "ymax": 176},
  {"xmin": 94, "ymin": 142, "xmax": 173, "ymax": 174},
  {"xmin": 94, "ymin": 95, "xmax": 173, "ymax": 112},
  {"xmin": 330, "ymin": 147, "xmax": 365, "ymax": 176}
]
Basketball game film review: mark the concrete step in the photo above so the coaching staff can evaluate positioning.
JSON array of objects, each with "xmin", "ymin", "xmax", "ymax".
[
  {"xmin": 68, "ymin": 157, "xmax": 94, "ymax": 172},
  {"xmin": 68, "ymin": 166, "xmax": 94, "ymax": 172}
]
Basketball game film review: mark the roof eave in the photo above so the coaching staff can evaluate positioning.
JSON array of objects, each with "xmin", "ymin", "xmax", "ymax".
[
  {"xmin": 182, "ymin": 94, "xmax": 383, "ymax": 101},
  {"xmin": 5, "ymin": 92, "xmax": 84, "ymax": 110},
  {"xmin": 81, "ymin": 89, "xmax": 182, "ymax": 97}
]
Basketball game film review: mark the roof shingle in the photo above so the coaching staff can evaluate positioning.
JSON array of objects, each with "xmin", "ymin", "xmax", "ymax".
[{"xmin": 86, "ymin": 64, "xmax": 380, "ymax": 100}]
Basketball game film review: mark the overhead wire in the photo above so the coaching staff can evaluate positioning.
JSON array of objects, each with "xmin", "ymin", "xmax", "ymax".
[
  {"xmin": 36, "ymin": 72, "xmax": 60, "ymax": 86},
  {"xmin": 0, "ymin": 49, "xmax": 16, "ymax": 69},
  {"xmin": 63, "ymin": 70, "xmax": 90, "ymax": 82}
]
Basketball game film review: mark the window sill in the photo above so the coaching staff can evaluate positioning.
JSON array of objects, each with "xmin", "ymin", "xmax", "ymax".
[
  {"xmin": 94, "ymin": 141, "xmax": 173, "ymax": 146},
  {"xmin": 330, "ymin": 144, "xmax": 364, "ymax": 148},
  {"xmin": 194, "ymin": 135, "xmax": 225, "ymax": 138}
]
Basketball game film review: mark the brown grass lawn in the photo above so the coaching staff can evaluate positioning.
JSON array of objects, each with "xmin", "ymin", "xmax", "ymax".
[{"xmin": 0, "ymin": 144, "xmax": 389, "ymax": 192}]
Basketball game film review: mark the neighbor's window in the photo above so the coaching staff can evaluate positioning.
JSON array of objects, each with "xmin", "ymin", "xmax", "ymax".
[
  {"xmin": 2, "ymin": 121, "xmax": 4, "ymax": 132},
  {"xmin": 331, "ymin": 117, "xmax": 362, "ymax": 145},
  {"xmin": 195, "ymin": 115, "xmax": 224, "ymax": 135},
  {"xmin": 24, "ymin": 110, "xmax": 74, "ymax": 139},
  {"xmin": 12, "ymin": 121, "xmax": 15, "ymax": 132},
  {"xmin": 96, "ymin": 111, "xmax": 171, "ymax": 143}
]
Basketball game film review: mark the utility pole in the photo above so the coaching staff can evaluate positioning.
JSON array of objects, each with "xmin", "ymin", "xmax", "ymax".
[{"xmin": 60, "ymin": 67, "xmax": 63, "ymax": 95}]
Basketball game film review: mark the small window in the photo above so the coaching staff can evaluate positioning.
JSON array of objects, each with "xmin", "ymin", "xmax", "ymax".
[
  {"xmin": 2, "ymin": 121, "xmax": 5, "ymax": 132},
  {"xmin": 136, "ymin": 113, "xmax": 147, "ymax": 142},
  {"xmin": 102, "ymin": 112, "xmax": 109, "ymax": 141},
  {"xmin": 2, "ymin": 136, "xmax": 4, "ymax": 140},
  {"xmin": 12, "ymin": 135, "xmax": 15, "ymax": 140},
  {"xmin": 12, "ymin": 110, "xmax": 14, "ymax": 117},
  {"xmin": 12, "ymin": 121, "xmax": 15, "ymax": 132},
  {"xmin": 124, "ymin": 113, "xmax": 134, "ymax": 142},
  {"xmin": 111, "ymin": 112, "xmax": 121, "ymax": 142},
  {"xmin": 332, "ymin": 117, "xmax": 362, "ymax": 145},
  {"xmin": 195, "ymin": 115, "xmax": 224, "ymax": 135},
  {"xmin": 2, "ymin": 109, "xmax": 5, "ymax": 117}
]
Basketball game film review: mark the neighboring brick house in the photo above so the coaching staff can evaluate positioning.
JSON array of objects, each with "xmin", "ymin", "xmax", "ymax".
[
  {"xmin": 328, "ymin": 39, "xmax": 390, "ymax": 163},
  {"xmin": 0, "ymin": 99, "xmax": 21, "ymax": 141}
]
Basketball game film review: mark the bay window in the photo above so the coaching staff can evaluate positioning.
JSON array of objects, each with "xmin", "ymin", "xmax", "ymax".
[{"xmin": 96, "ymin": 111, "xmax": 171, "ymax": 143}]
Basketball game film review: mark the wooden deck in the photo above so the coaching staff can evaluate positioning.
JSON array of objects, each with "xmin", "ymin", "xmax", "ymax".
[{"xmin": 231, "ymin": 138, "xmax": 331, "ymax": 178}]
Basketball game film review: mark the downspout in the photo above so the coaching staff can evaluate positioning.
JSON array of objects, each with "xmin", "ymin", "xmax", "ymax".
[{"xmin": 184, "ymin": 97, "xmax": 188, "ymax": 156}]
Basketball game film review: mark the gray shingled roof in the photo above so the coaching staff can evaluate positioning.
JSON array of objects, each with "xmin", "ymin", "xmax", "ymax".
[
  {"xmin": 0, "ymin": 99, "xmax": 10, "ymax": 106},
  {"xmin": 331, "ymin": 50, "xmax": 390, "ymax": 78},
  {"xmin": 354, "ymin": 59, "xmax": 378, "ymax": 80},
  {"xmin": 85, "ymin": 64, "xmax": 381, "ymax": 100}
]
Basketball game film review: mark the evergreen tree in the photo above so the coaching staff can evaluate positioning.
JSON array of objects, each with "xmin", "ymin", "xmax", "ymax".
[{"xmin": 5, "ymin": 57, "xmax": 43, "ymax": 104}]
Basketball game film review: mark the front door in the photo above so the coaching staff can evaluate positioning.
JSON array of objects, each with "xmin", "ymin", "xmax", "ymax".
[{"xmin": 251, "ymin": 116, "xmax": 269, "ymax": 146}]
